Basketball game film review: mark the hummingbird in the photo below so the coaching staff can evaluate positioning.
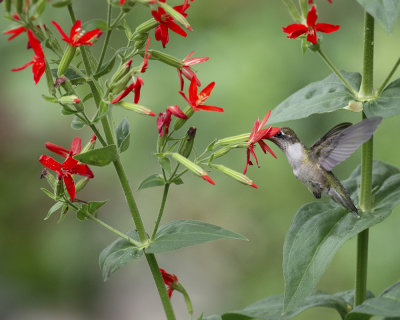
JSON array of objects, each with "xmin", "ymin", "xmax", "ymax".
[{"xmin": 267, "ymin": 117, "xmax": 382, "ymax": 217}]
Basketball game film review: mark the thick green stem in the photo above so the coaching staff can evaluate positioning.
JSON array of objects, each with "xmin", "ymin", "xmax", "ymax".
[
  {"xmin": 151, "ymin": 184, "xmax": 170, "ymax": 240},
  {"xmin": 355, "ymin": 12, "xmax": 374, "ymax": 308},
  {"xmin": 317, "ymin": 48, "xmax": 358, "ymax": 96}
]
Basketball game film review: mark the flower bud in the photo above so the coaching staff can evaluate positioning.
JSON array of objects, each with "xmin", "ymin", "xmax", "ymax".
[
  {"xmin": 135, "ymin": 18, "xmax": 158, "ymax": 34},
  {"xmin": 56, "ymin": 179, "xmax": 65, "ymax": 198},
  {"xmin": 57, "ymin": 45, "xmax": 77, "ymax": 77},
  {"xmin": 210, "ymin": 145, "xmax": 233, "ymax": 160},
  {"xmin": 111, "ymin": 59, "xmax": 132, "ymax": 84},
  {"xmin": 146, "ymin": 50, "xmax": 181, "ymax": 68},
  {"xmin": 215, "ymin": 133, "xmax": 250, "ymax": 147},
  {"xmin": 75, "ymin": 177, "xmax": 89, "ymax": 193},
  {"xmin": 158, "ymin": 1, "xmax": 192, "ymax": 31},
  {"xmin": 115, "ymin": 101, "xmax": 156, "ymax": 117},
  {"xmin": 110, "ymin": 70, "xmax": 135, "ymax": 95},
  {"xmin": 171, "ymin": 153, "xmax": 215, "ymax": 185},
  {"xmin": 16, "ymin": 0, "xmax": 23, "ymax": 14},
  {"xmin": 173, "ymin": 106, "xmax": 194, "ymax": 130},
  {"xmin": 178, "ymin": 127, "xmax": 196, "ymax": 158},
  {"xmin": 81, "ymin": 135, "xmax": 97, "ymax": 153},
  {"xmin": 5, "ymin": 0, "xmax": 11, "ymax": 13},
  {"xmin": 40, "ymin": 169, "xmax": 57, "ymax": 189},
  {"xmin": 211, "ymin": 164, "xmax": 258, "ymax": 189},
  {"xmin": 59, "ymin": 95, "xmax": 81, "ymax": 105}
]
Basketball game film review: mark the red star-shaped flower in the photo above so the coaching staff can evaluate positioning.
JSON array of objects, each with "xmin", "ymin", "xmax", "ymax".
[
  {"xmin": 152, "ymin": 0, "xmax": 192, "ymax": 48},
  {"xmin": 282, "ymin": 6, "xmax": 339, "ymax": 44},
  {"xmin": 111, "ymin": 76, "xmax": 144, "ymax": 105},
  {"xmin": 160, "ymin": 268, "xmax": 179, "ymax": 298},
  {"xmin": 51, "ymin": 20, "xmax": 102, "ymax": 47},
  {"xmin": 243, "ymin": 110, "xmax": 280, "ymax": 174},
  {"xmin": 157, "ymin": 105, "xmax": 187, "ymax": 137},
  {"xmin": 12, "ymin": 29, "xmax": 46, "ymax": 84},
  {"xmin": 178, "ymin": 51, "xmax": 209, "ymax": 90},
  {"xmin": 39, "ymin": 137, "xmax": 94, "ymax": 202},
  {"xmin": 179, "ymin": 77, "xmax": 223, "ymax": 113}
]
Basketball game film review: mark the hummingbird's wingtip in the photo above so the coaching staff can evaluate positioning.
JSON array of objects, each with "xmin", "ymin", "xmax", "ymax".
[{"xmin": 353, "ymin": 210, "xmax": 360, "ymax": 219}]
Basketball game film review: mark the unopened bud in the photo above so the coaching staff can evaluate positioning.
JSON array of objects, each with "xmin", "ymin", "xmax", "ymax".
[
  {"xmin": 158, "ymin": 1, "xmax": 192, "ymax": 31},
  {"xmin": 57, "ymin": 45, "xmax": 77, "ymax": 77},
  {"xmin": 56, "ymin": 179, "xmax": 64, "ymax": 198},
  {"xmin": 5, "ymin": 0, "xmax": 11, "ymax": 13},
  {"xmin": 215, "ymin": 133, "xmax": 250, "ymax": 147},
  {"xmin": 75, "ymin": 177, "xmax": 90, "ymax": 193},
  {"xmin": 110, "ymin": 70, "xmax": 135, "ymax": 95},
  {"xmin": 135, "ymin": 18, "xmax": 158, "ymax": 34},
  {"xmin": 178, "ymin": 127, "xmax": 196, "ymax": 158},
  {"xmin": 171, "ymin": 153, "xmax": 215, "ymax": 185},
  {"xmin": 111, "ymin": 60, "xmax": 133, "ymax": 84},
  {"xmin": 59, "ymin": 95, "xmax": 81, "ymax": 104},
  {"xmin": 210, "ymin": 145, "xmax": 233, "ymax": 160},
  {"xmin": 212, "ymin": 164, "xmax": 257, "ymax": 189},
  {"xmin": 144, "ymin": 50, "xmax": 181, "ymax": 68},
  {"xmin": 115, "ymin": 101, "xmax": 156, "ymax": 117},
  {"xmin": 173, "ymin": 105, "xmax": 194, "ymax": 130},
  {"xmin": 16, "ymin": 0, "xmax": 23, "ymax": 13},
  {"xmin": 81, "ymin": 135, "xmax": 97, "ymax": 153}
]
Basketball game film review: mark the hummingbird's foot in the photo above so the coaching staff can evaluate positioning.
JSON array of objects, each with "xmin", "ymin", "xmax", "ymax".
[{"xmin": 313, "ymin": 191, "xmax": 321, "ymax": 199}]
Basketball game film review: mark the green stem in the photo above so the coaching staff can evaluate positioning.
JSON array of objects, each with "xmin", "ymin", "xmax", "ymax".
[
  {"xmin": 355, "ymin": 12, "xmax": 374, "ymax": 308},
  {"xmin": 96, "ymin": 4, "xmax": 113, "ymax": 74},
  {"xmin": 151, "ymin": 183, "xmax": 170, "ymax": 240},
  {"xmin": 376, "ymin": 56, "xmax": 400, "ymax": 96},
  {"xmin": 317, "ymin": 48, "xmax": 358, "ymax": 96}
]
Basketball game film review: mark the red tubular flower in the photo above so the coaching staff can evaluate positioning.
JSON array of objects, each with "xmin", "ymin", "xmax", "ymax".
[
  {"xmin": 111, "ymin": 77, "xmax": 144, "ymax": 104},
  {"xmin": 12, "ymin": 29, "xmax": 45, "ymax": 84},
  {"xmin": 152, "ymin": 0, "xmax": 192, "ymax": 48},
  {"xmin": 4, "ymin": 25, "xmax": 26, "ymax": 40},
  {"xmin": 51, "ymin": 20, "xmax": 102, "ymax": 47},
  {"xmin": 39, "ymin": 137, "xmax": 94, "ymax": 201},
  {"xmin": 178, "ymin": 51, "xmax": 209, "ymax": 90},
  {"xmin": 179, "ymin": 77, "xmax": 223, "ymax": 113},
  {"xmin": 309, "ymin": 0, "xmax": 332, "ymax": 3},
  {"xmin": 120, "ymin": 0, "xmax": 125, "ymax": 4},
  {"xmin": 282, "ymin": 6, "xmax": 339, "ymax": 44},
  {"xmin": 157, "ymin": 105, "xmax": 187, "ymax": 136},
  {"xmin": 243, "ymin": 111, "xmax": 280, "ymax": 174},
  {"xmin": 160, "ymin": 268, "xmax": 179, "ymax": 298},
  {"xmin": 140, "ymin": 37, "xmax": 151, "ymax": 73}
]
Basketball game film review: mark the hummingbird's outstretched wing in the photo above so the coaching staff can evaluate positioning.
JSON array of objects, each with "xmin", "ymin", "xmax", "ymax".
[{"xmin": 310, "ymin": 117, "xmax": 382, "ymax": 171}]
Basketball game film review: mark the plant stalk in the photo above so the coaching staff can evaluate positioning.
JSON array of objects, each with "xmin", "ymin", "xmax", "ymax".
[
  {"xmin": 151, "ymin": 183, "xmax": 170, "ymax": 240},
  {"xmin": 355, "ymin": 12, "xmax": 374, "ymax": 308},
  {"xmin": 376, "ymin": 56, "xmax": 400, "ymax": 96}
]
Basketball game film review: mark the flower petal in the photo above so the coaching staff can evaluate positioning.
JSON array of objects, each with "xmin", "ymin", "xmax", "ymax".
[
  {"xmin": 70, "ymin": 137, "xmax": 82, "ymax": 155},
  {"xmin": 307, "ymin": 6, "xmax": 318, "ymax": 27},
  {"xmin": 306, "ymin": 29, "xmax": 317, "ymax": 44},
  {"xmin": 45, "ymin": 142, "xmax": 69, "ymax": 157},
  {"xmin": 315, "ymin": 23, "xmax": 340, "ymax": 33},
  {"xmin": 282, "ymin": 24, "xmax": 308, "ymax": 36},
  {"xmin": 196, "ymin": 105, "xmax": 224, "ymax": 112},
  {"xmin": 70, "ymin": 164, "xmax": 94, "ymax": 178},
  {"xmin": 167, "ymin": 105, "xmax": 187, "ymax": 118},
  {"xmin": 111, "ymin": 82, "xmax": 135, "ymax": 104},
  {"xmin": 27, "ymin": 29, "xmax": 44, "ymax": 58},
  {"xmin": 63, "ymin": 174, "xmax": 76, "ymax": 201},
  {"xmin": 51, "ymin": 20, "xmax": 70, "ymax": 42},
  {"xmin": 39, "ymin": 155, "xmax": 62, "ymax": 171}
]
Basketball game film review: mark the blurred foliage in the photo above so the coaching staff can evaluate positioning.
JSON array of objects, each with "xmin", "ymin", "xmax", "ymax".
[{"xmin": 0, "ymin": 1, "xmax": 400, "ymax": 319}]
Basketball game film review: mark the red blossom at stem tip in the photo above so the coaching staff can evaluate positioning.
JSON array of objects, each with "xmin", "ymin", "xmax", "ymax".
[
  {"xmin": 243, "ymin": 110, "xmax": 280, "ymax": 174},
  {"xmin": 111, "ymin": 77, "xmax": 144, "ymax": 104},
  {"xmin": 152, "ymin": 0, "xmax": 192, "ymax": 48},
  {"xmin": 160, "ymin": 268, "xmax": 179, "ymax": 298},
  {"xmin": 179, "ymin": 77, "xmax": 223, "ymax": 113},
  {"xmin": 157, "ymin": 105, "xmax": 187, "ymax": 137},
  {"xmin": 140, "ymin": 37, "xmax": 151, "ymax": 73},
  {"xmin": 12, "ymin": 29, "xmax": 45, "ymax": 84},
  {"xmin": 282, "ymin": 6, "xmax": 339, "ymax": 44},
  {"xmin": 178, "ymin": 51, "xmax": 209, "ymax": 90},
  {"xmin": 39, "ymin": 137, "xmax": 94, "ymax": 202},
  {"xmin": 51, "ymin": 20, "xmax": 102, "ymax": 47}
]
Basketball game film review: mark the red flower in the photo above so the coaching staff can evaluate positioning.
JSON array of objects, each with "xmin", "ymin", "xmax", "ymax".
[
  {"xmin": 309, "ymin": 0, "xmax": 332, "ymax": 3},
  {"xmin": 120, "ymin": 0, "xmax": 125, "ymax": 4},
  {"xmin": 111, "ymin": 76, "xmax": 144, "ymax": 104},
  {"xmin": 51, "ymin": 20, "xmax": 102, "ymax": 47},
  {"xmin": 160, "ymin": 268, "xmax": 178, "ymax": 298},
  {"xmin": 39, "ymin": 137, "xmax": 94, "ymax": 202},
  {"xmin": 282, "ymin": 6, "xmax": 339, "ymax": 44},
  {"xmin": 179, "ymin": 77, "xmax": 223, "ymax": 113},
  {"xmin": 12, "ymin": 29, "xmax": 45, "ymax": 84},
  {"xmin": 152, "ymin": 0, "xmax": 192, "ymax": 48},
  {"xmin": 140, "ymin": 37, "xmax": 151, "ymax": 73},
  {"xmin": 243, "ymin": 111, "xmax": 280, "ymax": 174},
  {"xmin": 178, "ymin": 51, "xmax": 209, "ymax": 90},
  {"xmin": 3, "ymin": 25, "xmax": 26, "ymax": 41},
  {"xmin": 157, "ymin": 105, "xmax": 187, "ymax": 136}
]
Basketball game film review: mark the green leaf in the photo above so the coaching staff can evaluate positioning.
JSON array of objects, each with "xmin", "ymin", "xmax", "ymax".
[
  {"xmin": 116, "ymin": 118, "xmax": 130, "ymax": 153},
  {"xmin": 77, "ymin": 204, "xmax": 88, "ymax": 221},
  {"xmin": 40, "ymin": 187, "xmax": 55, "ymax": 200},
  {"xmin": 221, "ymin": 291, "xmax": 351, "ymax": 320},
  {"xmin": 93, "ymin": 101, "xmax": 109, "ymax": 122},
  {"xmin": 51, "ymin": 68, "xmax": 85, "ymax": 83},
  {"xmin": 94, "ymin": 55, "xmax": 116, "ymax": 79},
  {"xmin": 364, "ymin": 78, "xmax": 400, "ymax": 118},
  {"xmin": 138, "ymin": 174, "xmax": 166, "ymax": 190},
  {"xmin": 158, "ymin": 156, "xmax": 172, "ymax": 174},
  {"xmin": 74, "ymin": 145, "xmax": 118, "ymax": 166},
  {"xmin": 89, "ymin": 201, "xmax": 107, "ymax": 215},
  {"xmin": 347, "ymin": 281, "xmax": 400, "ymax": 319},
  {"xmin": 71, "ymin": 115, "xmax": 86, "ymax": 129},
  {"xmin": 44, "ymin": 202, "xmax": 64, "ymax": 220},
  {"xmin": 146, "ymin": 220, "xmax": 247, "ymax": 254},
  {"xmin": 283, "ymin": 161, "xmax": 400, "ymax": 312},
  {"xmin": 356, "ymin": 0, "xmax": 400, "ymax": 33},
  {"xmin": 268, "ymin": 72, "xmax": 361, "ymax": 124},
  {"xmin": 172, "ymin": 177, "xmax": 183, "ymax": 185},
  {"xmin": 99, "ymin": 230, "xmax": 143, "ymax": 281},
  {"xmin": 42, "ymin": 95, "xmax": 58, "ymax": 103}
]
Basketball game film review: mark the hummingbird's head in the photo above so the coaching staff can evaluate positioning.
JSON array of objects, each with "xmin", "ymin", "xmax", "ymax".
[{"xmin": 266, "ymin": 127, "xmax": 300, "ymax": 152}]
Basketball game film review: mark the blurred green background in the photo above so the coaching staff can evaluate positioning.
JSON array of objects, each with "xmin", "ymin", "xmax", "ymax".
[{"xmin": 1, "ymin": 0, "xmax": 400, "ymax": 319}]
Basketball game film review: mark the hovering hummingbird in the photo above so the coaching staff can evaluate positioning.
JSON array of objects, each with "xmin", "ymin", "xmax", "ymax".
[{"xmin": 267, "ymin": 117, "xmax": 382, "ymax": 217}]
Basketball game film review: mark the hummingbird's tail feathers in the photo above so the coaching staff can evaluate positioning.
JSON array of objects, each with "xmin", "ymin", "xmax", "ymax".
[
  {"xmin": 328, "ymin": 186, "xmax": 359, "ymax": 218},
  {"xmin": 316, "ymin": 117, "xmax": 382, "ymax": 172}
]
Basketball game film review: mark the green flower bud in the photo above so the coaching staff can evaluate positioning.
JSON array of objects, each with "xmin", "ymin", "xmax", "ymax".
[
  {"xmin": 215, "ymin": 133, "xmax": 250, "ymax": 147},
  {"xmin": 135, "ymin": 18, "xmax": 158, "ymax": 34},
  {"xmin": 146, "ymin": 50, "xmax": 181, "ymax": 68},
  {"xmin": 115, "ymin": 101, "xmax": 156, "ymax": 117},
  {"xmin": 5, "ymin": 0, "xmax": 11, "ymax": 13},
  {"xmin": 111, "ymin": 60, "xmax": 132, "ymax": 84},
  {"xmin": 211, "ymin": 164, "xmax": 257, "ymax": 189},
  {"xmin": 178, "ymin": 127, "xmax": 196, "ymax": 158},
  {"xmin": 57, "ymin": 45, "xmax": 76, "ymax": 77},
  {"xmin": 171, "ymin": 153, "xmax": 215, "ymax": 185},
  {"xmin": 173, "ymin": 106, "xmax": 194, "ymax": 130},
  {"xmin": 75, "ymin": 177, "xmax": 89, "ymax": 193}
]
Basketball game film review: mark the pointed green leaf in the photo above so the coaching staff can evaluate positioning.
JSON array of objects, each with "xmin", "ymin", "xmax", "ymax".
[
  {"xmin": 99, "ymin": 230, "xmax": 143, "ymax": 281},
  {"xmin": 171, "ymin": 177, "xmax": 183, "ymax": 185},
  {"xmin": 94, "ymin": 55, "xmax": 117, "ymax": 79},
  {"xmin": 356, "ymin": 0, "xmax": 400, "ymax": 33},
  {"xmin": 364, "ymin": 78, "xmax": 400, "ymax": 118},
  {"xmin": 347, "ymin": 281, "xmax": 400, "ymax": 319},
  {"xmin": 94, "ymin": 101, "xmax": 109, "ymax": 122},
  {"xmin": 138, "ymin": 174, "xmax": 166, "ymax": 190},
  {"xmin": 269, "ymin": 72, "xmax": 361, "ymax": 124},
  {"xmin": 40, "ymin": 187, "xmax": 55, "ymax": 200},
  {"xmin": 158, "ymin": 156, "xmax": 172, "ymax": 174},
  {"xmin": 89, "ymin": 201, "xmax": 107, "ymax": 215},
  {"xmin": 71, "ymin": 115, "xmax": 86, "ymax": 129},
  {"xmin": 74, "ymin": 145, "xmax": 118, "ymax": 166},
  {"xmin": 44, "ymin": 202, "xmax": 64, "ymax": 220},
  {"xmin": 222, "ymin": 291, "xmax": 352, "ymax": 320},
  {"xmin": 146, "ymin": 220, "xmax": 247, "ymax": 254},
  {"xmin": 116, "ymin": 118, "xmax": 130, "ymax": 153},
  {"xmin": 77, "ymin": 204, "xmax": 88, "ymax": 221},
  {"xmin": 283, "ymin": 161, "xmax": 400, "ymax": 312}
]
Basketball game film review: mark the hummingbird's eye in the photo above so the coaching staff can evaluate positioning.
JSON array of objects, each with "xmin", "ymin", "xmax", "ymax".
[{"xmin": 276, "ymin": 131, "xmax": 283, "ymax": 137}]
